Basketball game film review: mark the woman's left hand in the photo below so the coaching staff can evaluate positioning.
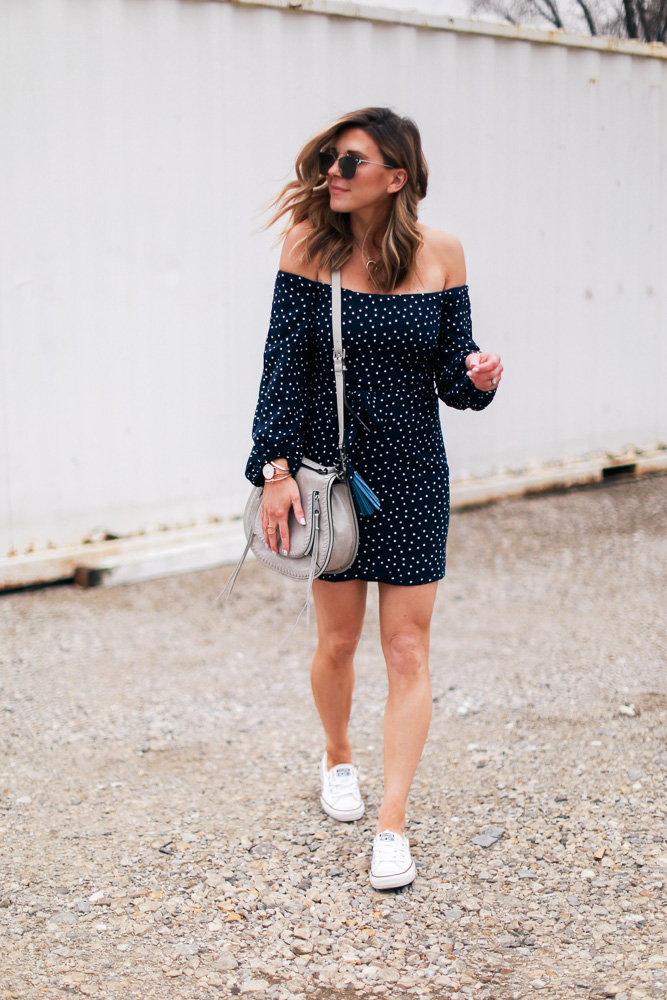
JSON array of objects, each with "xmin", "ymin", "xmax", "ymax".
[{"xmin": 466, "ymin": 352, "xmax": 503, "ymax": 392}]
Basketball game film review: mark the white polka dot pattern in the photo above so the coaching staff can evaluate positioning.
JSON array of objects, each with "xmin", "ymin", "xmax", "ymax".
[{"xmin": 246, "ymin": 271, "xmax": 496, "ymax": 586}]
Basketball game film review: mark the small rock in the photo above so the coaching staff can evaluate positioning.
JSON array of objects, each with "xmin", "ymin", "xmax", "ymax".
[
  {"xmin": 174, "ymin": 943, "xmax": 199, "ymax": 956},
  {"xmin": 240, "ymin": 979, "xmax": 270, "ymax": 994},
  {"xmin": 249, "ymin": 842, "xmax": 273, "ymax": 857},
  {"xmin": 215, "ymin": 953, "xmax": 239, "ymax": 971},
  {"xmin": 379, "ymin": 967, "xmax": 400, "ymax": 983},
  {"xmin": 291, "ymin": 940, "xmax": 313, "ymax": 955},
  {"xmin": 443, "ymin": 907, "xmax": 464, "ymax": 920},
  {"xmin": 472, "ymin": 825, "xmax": 505, "ymax": 848},
  {"xmin": 603, "ymin": 988, "xmax": 621, "ymax": 998},
  {"xmin": 621, "ymin": 914, "xmax": 646, "ymax": 926},
  {"xmin": 618, "ymin": 704, "xmax": 640, "ymax": 717},
  {"xmin": 497, "ymin": 934, "xmax": 517, "ymax": 948},
  {"xmin": 530, "ymin": 981, "xmax": 545, "ymax": 990},
  {"xmin": 471, "ymin": 834, "xmax": 497, "ymax": 848},
  {"xmin": 48, "ymin": 910, "xmax": 78, "ymax": 926}
]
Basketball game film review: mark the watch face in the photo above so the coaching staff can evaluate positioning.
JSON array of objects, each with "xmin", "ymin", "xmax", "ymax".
[{"xmin": 262, "ymin": 463, "xmax": 275, "ymax": 480}]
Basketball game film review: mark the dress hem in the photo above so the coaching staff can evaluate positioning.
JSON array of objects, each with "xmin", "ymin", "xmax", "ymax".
[{"xmin": 318, "ymin": 572, "xmax": 446, "ymax": 586}]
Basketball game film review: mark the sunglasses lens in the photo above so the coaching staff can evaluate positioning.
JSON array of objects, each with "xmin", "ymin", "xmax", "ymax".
[
  {"xmin": 318, "ymin": 151, "xmax": 336, "ymax": 175},
  {"xmin": 338, "ymin": 155, "xmax": 358, "ymax": 180}
]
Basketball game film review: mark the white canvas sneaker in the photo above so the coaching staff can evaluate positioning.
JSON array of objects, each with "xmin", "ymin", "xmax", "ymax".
[
  {"xmin": 319, "ymin": 752, "xmax": 364, "ymax": 822},
  {"xmin": 369, "ymin": 830, "xmax": 416, "ymax": 890}
]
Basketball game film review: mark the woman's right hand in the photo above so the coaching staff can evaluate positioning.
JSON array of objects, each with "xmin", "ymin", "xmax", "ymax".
[{"xmin": 261, "ymin": 477, "xmax": 306, "ymax": 556}]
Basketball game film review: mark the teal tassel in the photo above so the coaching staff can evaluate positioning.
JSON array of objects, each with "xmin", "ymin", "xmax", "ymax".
[{"xmin": 349, "ymin": 470, "xmax": 380, "ymax": 516}]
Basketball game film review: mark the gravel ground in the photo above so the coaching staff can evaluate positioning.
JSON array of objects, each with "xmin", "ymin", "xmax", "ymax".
[{"xmin": 1, "ymin": 475, "xmax": 666, "ymax": 1000}]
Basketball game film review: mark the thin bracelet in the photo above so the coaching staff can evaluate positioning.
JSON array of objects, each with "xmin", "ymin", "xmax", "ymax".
[{"xmin": 264, "ymin": 473, "xmax": 292, "ymax": 484}]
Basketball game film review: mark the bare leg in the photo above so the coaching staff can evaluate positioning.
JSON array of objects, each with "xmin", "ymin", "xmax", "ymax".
[
  {"xmin": 377, "ymin": 581, "xmax": 438, "ymax": 834},
  {"xmin": 311, "ymin": 578, "xmax": 367, "ymax": 768}
]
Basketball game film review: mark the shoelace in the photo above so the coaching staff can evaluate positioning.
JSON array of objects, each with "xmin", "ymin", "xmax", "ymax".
[
  {"xmin": 329, "ymin": 765, "xmax": 358, "ymax": 797},
  {"xmin": 373, "ymin": 832, "xmax": 408, "ymax": 867}
]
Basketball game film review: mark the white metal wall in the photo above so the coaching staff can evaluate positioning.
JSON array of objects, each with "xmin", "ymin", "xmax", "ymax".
[{"xmin": 1, "ymin": 0, "xmax": 665, "ymax": 555}]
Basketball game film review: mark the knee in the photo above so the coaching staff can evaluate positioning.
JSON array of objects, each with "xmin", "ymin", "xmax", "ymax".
[
  {"xmin": 319, "ymin": 630, "xmax": 361, "ymax": 666},
  {"xmin": 384, "ymin": 631, "xmax": 425, "ymax": 678}
]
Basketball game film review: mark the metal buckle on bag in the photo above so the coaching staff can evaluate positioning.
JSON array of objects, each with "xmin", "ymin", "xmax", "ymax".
[{"xmin": 333, "ymin": 348, "xmax": 346, "ymax": 372}]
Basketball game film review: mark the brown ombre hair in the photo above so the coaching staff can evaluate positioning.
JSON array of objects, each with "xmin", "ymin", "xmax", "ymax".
[{"xmin": 268, "ymin": 107, "xmax": 428, "ymax": 293}]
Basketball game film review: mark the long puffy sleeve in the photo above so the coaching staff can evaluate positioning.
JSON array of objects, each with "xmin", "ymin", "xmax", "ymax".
[
  {"xmin": 245, "ymin": 271, "xmax": 319, "ymax": 487},
  {"xmin": 435, "ymin": 285, "xmax": 496, "ymax": 411}
]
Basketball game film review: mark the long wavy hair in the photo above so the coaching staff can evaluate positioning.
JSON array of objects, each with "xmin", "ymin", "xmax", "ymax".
[{"xmin": 268, "ymin": 107, "xmax": 428, "ymax": 292}]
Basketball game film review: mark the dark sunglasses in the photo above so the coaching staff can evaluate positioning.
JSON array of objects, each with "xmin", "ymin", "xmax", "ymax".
[{"xmin": 318, "ymin": 150, "xmax": 396, "ymax": 180}]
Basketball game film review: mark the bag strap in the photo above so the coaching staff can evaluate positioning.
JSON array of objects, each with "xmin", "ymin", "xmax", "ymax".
[{"xmin": 331, "ymin": 269, "xmax": 346, "ymax": 467}]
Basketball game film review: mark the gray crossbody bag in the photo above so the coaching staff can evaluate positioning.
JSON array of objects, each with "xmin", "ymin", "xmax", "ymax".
[{"xmin": 219, "ymin": 271, "xmax": 359, "ymax": 611}]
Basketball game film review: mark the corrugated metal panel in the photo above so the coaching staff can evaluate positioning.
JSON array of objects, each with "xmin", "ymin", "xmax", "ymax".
[{"xmin": 0, "ymin": 0, "xmax": 665, "ymax": 558}]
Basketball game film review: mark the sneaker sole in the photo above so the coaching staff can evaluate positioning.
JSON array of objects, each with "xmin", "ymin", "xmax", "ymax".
[
  {"xmin": 320, "ymin": 796, "xmax": 365, "ymax": 822},
  {"xmin": 369, "ymin": 860, "xmax": 416, "ymax": 890}
]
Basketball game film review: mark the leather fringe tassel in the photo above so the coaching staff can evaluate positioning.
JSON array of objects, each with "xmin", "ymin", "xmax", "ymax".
[{"xmin": 349, "ymin": 469, "xmax": 381, "ymax": 516}]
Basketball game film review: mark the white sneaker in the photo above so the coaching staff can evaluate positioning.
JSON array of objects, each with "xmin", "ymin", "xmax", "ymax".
[
  {"xmin": 369, "ymin": 830, "xmax": 416, "ymax": 890},
  {"xmin": 320, "ymin": 752, "xmax": 364, "ymax": 822}
]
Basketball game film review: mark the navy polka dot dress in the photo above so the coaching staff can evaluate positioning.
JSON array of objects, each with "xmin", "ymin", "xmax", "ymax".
[{"xmin": 246, "ymin": 270, "xmax": 496, "ymax": 586}]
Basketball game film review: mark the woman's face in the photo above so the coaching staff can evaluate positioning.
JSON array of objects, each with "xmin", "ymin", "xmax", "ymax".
[{"xmin": 323, "ymin": 127, "xmax": 405, "ymax": 217}]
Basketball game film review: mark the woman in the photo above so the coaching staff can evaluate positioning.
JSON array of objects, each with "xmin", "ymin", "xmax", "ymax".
[{"xmin": 245, "ymin": 107, "xmax": 502, "ymax": 890}]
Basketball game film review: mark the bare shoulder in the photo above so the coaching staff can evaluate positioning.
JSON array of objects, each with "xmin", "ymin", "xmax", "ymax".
[
  {"xmin": 418, "ymin": 224, "xmax": 466, "ymax": 289},
  {"xmin": 279, "ymin": 221, "xmax": 319, "ymax": 280},
  {"xmin": 421, "ymin": 225, "xmax": 464, "ymax": 258}
]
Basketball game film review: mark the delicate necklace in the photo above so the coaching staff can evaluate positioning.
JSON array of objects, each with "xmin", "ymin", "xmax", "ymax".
[{"xmin": 354, "ymin": 237, "xmax": 381, "ymax": 275}]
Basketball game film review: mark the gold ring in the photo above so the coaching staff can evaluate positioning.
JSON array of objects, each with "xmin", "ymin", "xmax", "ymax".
[{"xmin": 267, "ymin": 526, "xmax": 277, "ymax": 532}]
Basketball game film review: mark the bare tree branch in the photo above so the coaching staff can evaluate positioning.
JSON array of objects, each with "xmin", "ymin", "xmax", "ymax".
[
  {"xmin": 636, "ymin": 0, "xmax": 652, "ymax": 37},
  {"xmin": 622, "ymin": 0, "xmax": 640, "ymax": 36},
  {"xmin": 660, "ymin": 0, "xmax": 667, "ymax": 40},
  {"xmin": 536, "ymin": 0, "xmax": 566, "ymax": 27},
  {"xmin": 574, "ymin": 0, "xmax": 599, "ymax": 32},
  {"xmin": 649, "ymin": 0, "xmax": 667, "ymax": 37},
  {"xmin": 472, "ymin": 0, "xmax": 666, "ymax": 40}
]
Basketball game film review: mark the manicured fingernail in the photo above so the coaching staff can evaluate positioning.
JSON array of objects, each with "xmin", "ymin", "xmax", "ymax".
[
  {"xmin": 472, "ymin": 366, "xmax": 480, "ymax": 373},
  {"xmin": 284, "ymin": 548, "xmax": 289, "ymax": 555},
  {"xmin": 299, "ymin": 518, "xmax": 306, "ymax": 525}
]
